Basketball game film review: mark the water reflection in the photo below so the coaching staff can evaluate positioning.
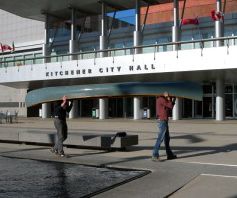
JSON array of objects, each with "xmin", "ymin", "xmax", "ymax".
[
  {"xmin": 48, "ymin": 163, "xmax": 70, "ymax": 198},
  {"xmin": 0, "ymin": 156, "xmax": 146, "ymax": 198}
]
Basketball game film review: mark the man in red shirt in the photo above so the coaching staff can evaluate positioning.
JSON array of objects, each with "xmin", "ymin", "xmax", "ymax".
[{"xmin": 152, "ymin": 92, "xmax": 177, "ymax": 161}]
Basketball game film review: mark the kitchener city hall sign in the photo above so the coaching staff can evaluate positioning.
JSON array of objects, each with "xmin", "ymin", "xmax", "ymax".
[{"xmin": 45, "ymin": 53, "xmax": 158, "ymax": 80}]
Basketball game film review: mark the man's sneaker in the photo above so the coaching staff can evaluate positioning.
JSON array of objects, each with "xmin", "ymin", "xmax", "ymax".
[
  {"xmin": 50, "ymin": 148, "xmax": 58, "ymax": 154},
  {"xmin": 58, "ymin": 152, "xmax": 66, "ymax": 157},
  {"xmin": 151, "ymin": 156, "xmax": 161, "ymax": 162},
  {"xmin": 167, "ymin": 155, "xmax": 177, "ymax": 160}
]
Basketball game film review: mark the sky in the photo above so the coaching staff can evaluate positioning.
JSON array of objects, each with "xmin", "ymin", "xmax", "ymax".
[{"xmin": 107, "ymin": 9, "xmax": 135, "ymax": 25}]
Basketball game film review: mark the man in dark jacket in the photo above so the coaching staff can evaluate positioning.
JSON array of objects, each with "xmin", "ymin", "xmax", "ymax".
[
  {"xmin": 152, "ymin": 92, "xmax": 177, "ymax": 161},
  {"xmin": 50, "ymin": 96, "xmax": 73, "ymax": 157}
]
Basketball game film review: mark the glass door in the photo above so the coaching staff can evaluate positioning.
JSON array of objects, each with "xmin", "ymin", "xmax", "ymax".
[
  {"xmin": 194, "ymin": 100, "xmax": 203, "ymax": 118},
  {"xmin": 203, "ymin": 97, "xmax": 212, "ymax": 118}
]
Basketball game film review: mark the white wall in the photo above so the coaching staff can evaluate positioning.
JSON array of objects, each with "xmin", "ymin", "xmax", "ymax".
[
  {"xmin": 0, "ymin": 9, "xmax": 44, "ymax": 44},
  {"xmin": 0, "ymin": 85, "xmax": 27, "ymax": 116}
]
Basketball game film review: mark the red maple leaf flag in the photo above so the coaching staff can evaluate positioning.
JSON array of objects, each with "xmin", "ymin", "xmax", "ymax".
[
  {"xmin": 181, "ymin": 18, "xmax": 199, "ymax": 26},
  {"xmin": 211, "ymin": 10, "xmax": 224, "ymax": 21},
  {"xmin": 0, "ymin": 42, "xmax": 15, "ymax": 52}
]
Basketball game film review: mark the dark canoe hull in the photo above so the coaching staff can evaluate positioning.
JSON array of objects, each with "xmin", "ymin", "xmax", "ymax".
[{"xmin": 25, "ymin": 82, "xmax": 203, "ymax": 107}]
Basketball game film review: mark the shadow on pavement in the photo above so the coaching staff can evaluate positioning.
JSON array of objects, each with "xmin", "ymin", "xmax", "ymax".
[{"xmin": 101, "ymin": 156, "xmax": 151, "ymax": 167}]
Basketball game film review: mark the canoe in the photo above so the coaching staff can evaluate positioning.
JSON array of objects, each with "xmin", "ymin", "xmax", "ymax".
[{"xmin": 25, "ymin": 81, "xmax": 203, "ymax": 107}]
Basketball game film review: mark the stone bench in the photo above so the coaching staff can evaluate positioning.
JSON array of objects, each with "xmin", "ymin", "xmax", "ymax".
[{"xmin": 1, "ymin": 130, "xmax": 138, "ymax": 150}]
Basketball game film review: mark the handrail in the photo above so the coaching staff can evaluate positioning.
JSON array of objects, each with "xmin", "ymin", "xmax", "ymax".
[{"xmin": 0, "ymin": 36, "xmax": 236, "ymax": 66}]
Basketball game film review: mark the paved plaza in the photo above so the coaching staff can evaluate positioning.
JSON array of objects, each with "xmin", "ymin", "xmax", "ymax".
[{"xmin": 0, "ymin": 118, "xmax": 237, "ymax": 197}]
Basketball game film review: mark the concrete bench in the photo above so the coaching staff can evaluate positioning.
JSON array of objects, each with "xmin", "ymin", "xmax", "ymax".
[{"xmin": 17, "ymin": 131, "xmax": 138, "ymax": 150}]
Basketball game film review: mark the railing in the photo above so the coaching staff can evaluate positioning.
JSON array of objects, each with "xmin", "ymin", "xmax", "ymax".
[
  {"xmin": 0, "ymin": 111, "xmax": 18, "ymax": 124},
  {"xmin": 0, "ymin": 36, "xmax": 236, "ymax": 68}
]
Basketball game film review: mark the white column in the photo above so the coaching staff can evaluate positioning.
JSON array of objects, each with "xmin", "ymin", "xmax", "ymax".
[
  {"xmin": 172, "ymin": 98, "xmax": 182, "ymax": 120},
  {"xmin": 99, "ymin": 98, "xmax": 108, "ymax": 119},
  {"xmin": 69, "ymin": 8, "xmax": 79, "ymax": 60},
  {"xmin": 69, "ymin": 100, "xmax": 78, "ymax": 119},
  {"xmin": 172, "ymin": 0, "xmax": 180, "ymax": 51},
  {"xmin": 100, "ymin": 2, "xmax": 108, "ymax": 57},
  {"xmin": 133, "ymin": 97, "xmax": 142, "ymax": 120},
  {"xmin": 42, "ymin": 103, "xmax": 51, "ymax": 119},
  {"xmin": 68, "ymin": 9, "xmax": 79, "ymax": 119},
  {"xmin": 216, "ymin": 79, "xmax": 225, "ymax": 121},
  {"xmin": 69, "ymin": 40, "xmax": 79, "ymax": 60},
  {"xmin": 42, "ymin": 14, "xmax": 51, "ymax": 118},
  {"xmin": 171, "ymin": 0, "xmax": 181, "ymax": 120},
  {"xmin": 98, "ymin": 2, "xmax": 108, "ymax": 119},
  {"xmin": 215, "ymin": 0, "xmax": 224, "ymax": 47},
  {"xmin": 134, "ymin": 0, "xmax": 142, "ymax": 54},
  {"xmin": 43, "ymin": 13, "xmax": 50, "ymax": 64},
  {"xmin": 133, "ymin": 0, "xmax": 142, "ymax": 120}
]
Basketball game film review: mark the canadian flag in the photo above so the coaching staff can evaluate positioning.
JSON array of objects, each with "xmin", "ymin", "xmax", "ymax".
[
  {"xmin": 181, "ymin": 18, "xmax": 199, "ymax": 26},
  {"xmin": 211, "ymin": 10, "xmax": 224, "ymax": 21},
  {"xmin": 0, "ymin": 42, "xmax": 15, "ymax": 52}
]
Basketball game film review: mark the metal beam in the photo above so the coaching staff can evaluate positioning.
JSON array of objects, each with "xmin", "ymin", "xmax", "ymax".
[
  {"xmin": 142, "ymin": 0, "xmax": 160, "ymax": 5},
  {"xmin": 68, "ymin": 5, "xmax": 98, "ymax": 16},
  {"xmin": 142, "ymin": 4, "xmax": 150, "ymax": 33},
  {"xmin": 98, "ymin": 0, "xmax": 127, "ymax": 11},
  {"xmin": 41, "ymin": 10, "xmax": 67, "ymax": 21}
]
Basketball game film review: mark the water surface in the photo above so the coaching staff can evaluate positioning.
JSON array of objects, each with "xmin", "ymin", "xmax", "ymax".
[{"xmin": 0, "ymin": 156, "xmax": 146, "ymax": 198}]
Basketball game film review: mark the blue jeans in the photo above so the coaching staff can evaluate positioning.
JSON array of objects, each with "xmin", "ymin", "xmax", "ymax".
[{"xmin": 152, "ymin": 120, "xmax": 173, "ymax": 157}]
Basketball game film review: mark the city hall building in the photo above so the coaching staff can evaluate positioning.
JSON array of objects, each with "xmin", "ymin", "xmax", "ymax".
[{"xmin": 0, "ymin": 0, "xmax": 237, "ymax": 120}]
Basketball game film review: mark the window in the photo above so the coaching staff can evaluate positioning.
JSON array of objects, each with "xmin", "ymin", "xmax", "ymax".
[
  {"xmin": 24, "ymin": 54, "xmax": 34, "ymax": 65},
  {"xmin": 34, "ymin": 53, "xmax": 43, "ymax": 64},
  {"xmin": 15, "ymin": 56, "xmax": 24, "ymax": 66},
  {"xmin": 4, "ymin": 57, "xmax": 14, "ymax": 67}
]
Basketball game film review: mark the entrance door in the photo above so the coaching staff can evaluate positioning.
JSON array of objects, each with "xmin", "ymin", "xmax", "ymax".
[
  {"xmin": 194, "ymin": 100, "xmax": 203, "ymax": 118},
  {"xmin": 225, "ymin": 94, "xmax": 233, "ymax": 117},
  {"xmin": 108, "ymin": 98, "xmax": 123, "ymax": 118},
  {"xmin": 203, "ymin": 97, "xmax": 212, "ymax": 118},
  {"xmin": 81, "ymin": 99, "xmax": 95, "ymax": 117},
  {"xmin": 182, "ymin": 98, "xmax": 192, "ymax": 118}
]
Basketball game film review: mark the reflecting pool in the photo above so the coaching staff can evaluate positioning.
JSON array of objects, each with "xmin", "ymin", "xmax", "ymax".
[{"xmin": 0, "ymin": 156, "xmax": 147, "ymax": 198}]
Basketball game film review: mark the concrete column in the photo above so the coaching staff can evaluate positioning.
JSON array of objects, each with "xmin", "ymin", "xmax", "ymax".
[
  {"xmin": 133, "ymin": 31, "xmax": 142, "ymax": 54},
  {"xmin": 99, "ymin": 98, "xmax": 108, "ymax": 119},
  {"xmin": 42, "ymin": 13, "xmax": 50, "ymax": 63},
  {"xmin": 42, "ymin": 14, "xmax": 51, "ymax": 118},
  {"xmin": 171, "ymin": 0, "xmax": 181, "ymax": 120},
  {"xmin": 172, "ymin": 0, "xmax": 180, "ymax": 51},
  {"xmin": 68, "ymin": 9, "xmax": 79, "ymax": 119},
  {"xmin": 215, "ymin": 0, "xmax": 224, "ymax": 47},
  {"xmin": 216, "ymin": 79, "xmax": 225, "ymax": 121},
  {"xmin": 100, "ymin": 35, "xmax": 108, "ymax": 57},
  {"xmin": 100, "ymin": 2, "xmax": 108, "ymax": 57},
  {"xmin": 70, "ymin": 8, "xmax": 79, "ymax": 61},
  {"xmin": 173, "ymin": 98, "xmax": 182, "ymax": 120},
  {"xmin": 98, "ymin": 2, "xmax": 108, "ymax": 119},
  {"xmin": 42, "ymin": 103, "xmax": 51, "ymax": 119},
  {"xmin": 132, "ymin": 0, "xmax": 142, "ymax": 120},
  {"xmin": 134, "ymin": 0, "xmax": 142, "ymax": 54},
  {"xmin": 134, "ymin": 97, "xmax": 142, "ymax": 120},
  {"xmin": 69, "ymin": 100, "xmax": 78, "ymax": 119},
  {"xmin": 69, "ymin": 40, "xmax": 79, "ymax": 60}
]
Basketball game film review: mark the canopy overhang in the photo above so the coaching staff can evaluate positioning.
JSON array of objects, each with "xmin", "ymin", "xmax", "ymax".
[{"xmin": 0, "ymin": 0, "xmax": 175, "ymax": 21}]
